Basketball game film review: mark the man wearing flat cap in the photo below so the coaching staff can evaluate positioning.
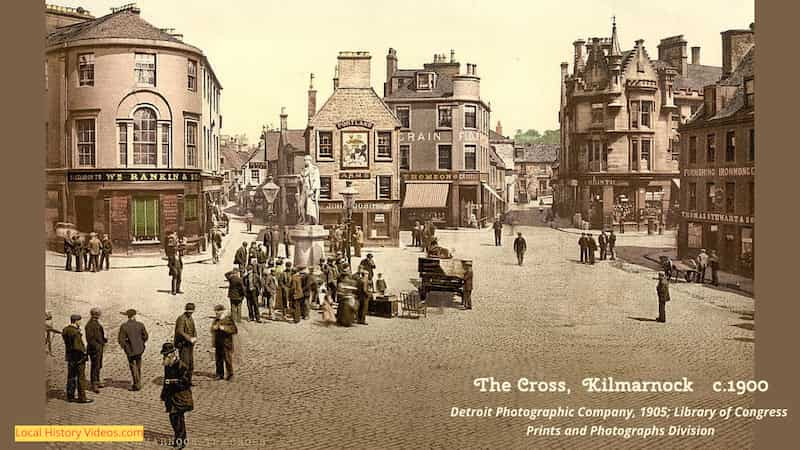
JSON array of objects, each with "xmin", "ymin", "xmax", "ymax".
[
  {"xmin": 224, "ymin": 267, "xmax": 246, "ymax": 322},
  {"xmin": 211, "ymin": 305, "xmax": 238, "ymax": 380},
  {"xmin": 118, "ymin": 309, "xmax": 149, "ymax": 391},
  {"xmin": 62, "ymin": 314, "xmax": 92, "ymax": 403},
  {"xmin": 174, "ymin": 303, "xmax": 197, "ymax": 385},
  {"xmin": 84, "ymin": 307, "xmax": 107, "ymax": 393},
  {"xmin": 159, "ymin": 342, "xmax": 193, "ymax": 449},
  {"xmin": 462, "ymin": 261, "xmax": 474, "ymax": 310}
]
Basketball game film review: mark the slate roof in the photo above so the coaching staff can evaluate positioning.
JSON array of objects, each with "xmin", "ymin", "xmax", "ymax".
[
  {"xmin": 488, "ymin": 146, "xmax": 506, "ymax": 170},
  {"xmin": 387, "ymin": 72, "xmax": 455, "ymax": 99},
  {"xmin": 221, "ymin": 147, "xmax": 252, "ymax": 171},
  {"xmin": 674, "ymin": 64, "xmax": 723, "ymax": 92},
  {"xmin": 515, "ymin": 144, "xmax": 559, "ymax": 164},
  {"xmin": 262, "ymin": 131, "xmax": 281, "ymax": 161},
  {"xmin": 310, "ymin": 88, "xmax": 400, "ymax": 128},
  {"xmin": 47, "ymin": 9, "xmax": 188, "ymax": 47},
  {"xmin": 491, "ymin": 142, "xmax": 516, "ymax": 169},
  {"xmin": 685, "ymin": 47, "xmax": 754, "ymax": 126},
  {"xmin": 284, "ymin": 130, "xmax": 306, "ymax": 152}
]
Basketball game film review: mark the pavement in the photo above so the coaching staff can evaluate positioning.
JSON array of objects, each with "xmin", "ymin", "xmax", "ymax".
[{"xmin": 44, "ymin": 213, "xmax": 755, "ymax": 449}]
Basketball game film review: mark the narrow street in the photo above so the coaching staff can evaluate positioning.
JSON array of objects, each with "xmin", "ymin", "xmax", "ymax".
[{"xmin": 44, "ymin": 215, "xmax": 754, "ymax": 449}]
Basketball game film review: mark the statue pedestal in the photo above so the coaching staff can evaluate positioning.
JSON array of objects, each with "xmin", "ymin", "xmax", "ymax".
[{"xmin": 289, "ymin": 225, "xmax": 329, "ymax": 269}]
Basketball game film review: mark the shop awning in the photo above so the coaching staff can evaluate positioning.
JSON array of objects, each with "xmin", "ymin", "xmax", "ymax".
[
  {"xmin": 672, "ymin": 178, "xmax": 680, "ymax": 188},
  {"xmin": 482, "ymin": 182, "xmax": 504, "ymax": 203},
  {"xmin": 402, "ymin": 182, "xmax": 450, "ymax": 209}
]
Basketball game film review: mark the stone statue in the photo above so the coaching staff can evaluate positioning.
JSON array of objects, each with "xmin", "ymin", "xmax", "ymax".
[{"xmin": 298, "ymin": 155, "xmax": 320, "ymax": 225}]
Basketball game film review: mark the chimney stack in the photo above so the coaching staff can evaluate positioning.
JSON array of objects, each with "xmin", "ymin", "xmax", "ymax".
[
  {"xmin": 450, "ymin": 49, "xmax": 455, "ymax": 63},
  {"xmin": 657, "ymin": 35, "xmax": 688, "ymax": 75},
  {"xmin": 333, "ymin": 64, "xmax": 339, "ymax": 90},
  {"xmin": 721, "ymin": 28, "xmax": 755, "ymax": 77},
  {"xmin": 691, "ymin": 46, "xmax": 701, "ymax": 65},
  {"xmin": 573, "ymin": 40, "xmax": 586, "ymax": 75},
  {"xmin": 495, "ymin": 121, "xmax": 503, "ymax": 137},
  {"xmin": 336, "ymin": 51, "xmax": 371, "ymax": 89},
  {"xmin": 280, "ymin": 107, "xmax": 288, "ymax": 132},
  {"xmin": 386, "ymin": 48, "xmax": 397, "ymax": 95},
  {"xmin": 307, "ymin": 73, "xmax": 317, "ymax": 124},
  {"xmin": 560, "ymin": 61, "xmax": 569, "ymax": 108}
]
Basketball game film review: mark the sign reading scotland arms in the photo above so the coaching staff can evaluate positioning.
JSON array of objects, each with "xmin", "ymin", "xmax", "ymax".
[{"xmin": 68, "ymin": 170, "xmax": 202, "ymax": 183}]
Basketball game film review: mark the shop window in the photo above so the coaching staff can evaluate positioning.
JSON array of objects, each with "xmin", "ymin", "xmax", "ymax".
[
  {"xmin": 318, "ymin": 131, "xmax": 333, "ymax": 159},
  {"xmin": 706, "ymin": 133, "xmax": 716, "ymax": 163},
  {"xmin": 725, "ymin": 130, "xmax": 736, "ymax": 162},
  {"xmin": 134, "ymin": 53, "xmax": 156, "ymax": 86},
  {"xmin": 640, "ymin": 139, "xmax": 652, "ymax": 171},
  {"xmin": 371, "ymin": 213, "xmax": 389, "ymax": 238},
  {"xmin": 645, "ymin": 188, "xmax": 664, "ymax": 209},
  {"xmin": 396, "ymin": 106, "xmax": 410, "ymax": 128},
  {"xmin": 689, "ymin": 136, "xmax": 697, "ymax": 164},
  {"xmin": 465, "ymin": 144, "xmax": 477, "ymax": 170},
  {"xmin": 613, "ymin": 191, "xmax": 635, "ymax": 222},
  {"xmin": 187, "ymin": 59, "xmax": 197, "ymax": 91},
  {"xmin": 377, "ymin": 132, "xmax": 392, "ymax": 159},
  {"xmin": 464, "ymin": 105, "xmax": 477, "ymax": 129},
  {"xmin": 76, "ymin": 118, "xmax": 96, "ymax": 167},
  {"xmin": 437, "ymin": 144, "xmax": 452, "ymax": 170},
  {"xmin": 118, "ymin": 123, "xmax": 128, "ymax": 166},
  {"xmin": 437, "ymin": 106, "xmax": 452, "ymax": 128},
  {"xmin": 687, "ymin": 222, "xmax": 702, "ymax": 249},
  {"xmin": 131, "ymin": 197, "xmax": 159, "ymax": 242},
  {"xmin": 399, "ymin": 144, "xmax": 410, "ymax": 170},
  {"xmin": 78, "ymin": 53, "xmax": 94, "ymax": 86},
  {"xmin": 725, "ymin": 182, "xmax": 735, "ymax": 213},
  {"xmin": 748, "ymin": 129, "xmax": 754, "ymax": 161},
  {"xmin": 185, "ymin": 120, "xmax": 198, "ymax": 167},
  {"xmin": 377, "ymin": 175, "xmax": 391, "ymax": 200},
  {"xmin": 319, "ymin": 176, "xmax": 332, "ymax": 199},
  {"xmin": 161, "ymin": 124, "xmax": 170, "ymax": 166},
  {"xmin": 741, "ymin": 227, "xmax": 753, "ymax": 267},
  {"xmin": 184, "ymin": 196, "xmax": 198, "ymax": 220},
  {"xmin": 133, "ymin": 108, "xmax": 157, "ymax": 165}
]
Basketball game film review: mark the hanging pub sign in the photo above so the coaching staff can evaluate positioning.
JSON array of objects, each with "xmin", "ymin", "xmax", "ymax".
[
  {"xmin": 68, "ymin": 170, "xmax": 201, "ymax": 183},
  {"xmin": 336, "ymin": 119, "xmax": 374, "ymax": 129}
]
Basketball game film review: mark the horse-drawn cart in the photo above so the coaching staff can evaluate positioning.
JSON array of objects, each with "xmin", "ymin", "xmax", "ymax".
[{"xmin": 660, "ymin": 256, "xmax": 699, "ymax": 282}]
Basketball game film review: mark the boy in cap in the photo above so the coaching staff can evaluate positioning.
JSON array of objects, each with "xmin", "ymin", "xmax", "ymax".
[
  {"xmin": 160, "ymin": 342, "xmax": 193, "ymax": 449},
  {"xmin": 174, "ymin": 303, "xmax": 197, "ymax": 385},
  {"xmin": 211, "ymin": 305, "xmax": 238, "ymax": 380},
  {"xmin": 117, "ymin": 309, "xmax": 149, "ymax": 391},
  {"xmin": 85, "ymin": 307, "xmax": 108, "ymax": 393},
  {"xmin": 62, "ymin": 314, "xmax": 92, "ymax": 403}
]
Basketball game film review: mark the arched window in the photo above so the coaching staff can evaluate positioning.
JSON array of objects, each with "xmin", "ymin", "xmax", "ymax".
[{"xmin": 133, "ymin": 107, "xmax": 157, "ymax": 165}]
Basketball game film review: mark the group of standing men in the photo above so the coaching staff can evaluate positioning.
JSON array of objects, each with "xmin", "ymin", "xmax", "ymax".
[
  {"xmin": 328, "ymin": 223, "xmax": 365, "ymax": 258},
  {"xmin": 64, "ymin": 232, "xmax": 112, "ymax": 272},
  {"xmin": 578, "ymin": 230, "xmax": 616, "ymax": 264},
  {"xmin": 411, "ymin": 220, "xmax": 437, "ymax": 251}
]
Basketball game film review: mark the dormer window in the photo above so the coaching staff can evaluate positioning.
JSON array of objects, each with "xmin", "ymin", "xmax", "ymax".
[{"xmin": 416, "ymin": 72, "xmax": 436, "ymax": 90}]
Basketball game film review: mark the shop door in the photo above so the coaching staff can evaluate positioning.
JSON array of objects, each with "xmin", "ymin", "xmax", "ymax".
[
  {"xmin": 705, "ymin": 224, "xmax": 719, "ymax": 252},
  {"xmin": 75, "ymin": 196, "xmax": 94, "ymax": 232},
  {"xmin": 722, "ymin": 225, "xmax": 736, "ymax": 271}
]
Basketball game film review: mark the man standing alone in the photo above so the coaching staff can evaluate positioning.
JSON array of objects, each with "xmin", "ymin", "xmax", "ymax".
[
  {"xmin": 169, "ymin": 247, "xmax": 184, "ymax": 295},
  {"xmin": 117, "ymin": 309, "xmax": 148, "ymax": 391},
  {"xmin": 578, "ymin": 233, "xmax": 588, "ymax": 263},
  {"xmin": 513, "ymin": 232, "xmax": 527, "ymax": 266},
  {"xmin": 462, "ymin": 261, "xmax": 473, "ymax": 310},
  {"xmin": 492, "ymin": 216, "xmax": 503, "ymax": 246},
  {"xmin": 656, "ymin": 272, "xmax": 670, "ymax": 323},
  {"xmin": 84, "ymin": 307, "xmax": 107, "ymax": 393},
  {"xmin": 173, "ymin": 303, "xmax": 197, "ymax": 385}
]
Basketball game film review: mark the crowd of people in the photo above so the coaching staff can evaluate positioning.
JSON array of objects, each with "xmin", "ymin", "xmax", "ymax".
[{"xmin": 63, "ymin": 232, "xmax": 113, "ymax": 272}]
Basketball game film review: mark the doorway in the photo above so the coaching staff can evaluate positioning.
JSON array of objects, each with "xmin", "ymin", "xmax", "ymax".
[{"xmin": 75, "ymin": 196, "xmax": 94, "ymax": 232}]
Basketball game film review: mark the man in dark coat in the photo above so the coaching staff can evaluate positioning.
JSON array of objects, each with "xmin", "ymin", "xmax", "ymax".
[
  {"xmin": 270, "ymin": 226, "xmax": 280, "ymax": 259},
  {"xmin": 169, "ymin": 248, "xmax": 184, "ymax": 295},
  {"xmin": 234, "ymin": 242, "xmax": 248, "ymax": 272},
  {"xmin": 100, "ymin": 234, "xmax": 113, "ymax": 270},
  {"xmin": 62, "ymin": 314, "xmax": 92, "ymax": 403},
  {"xmin": 462, "ymin": 261, "xmax": 473, "ymax": 310},
  {"xmin": 608, "ymin": 230, "xmax": 617, "ymax": 260},
  {"xmin": 358, "ymin": 253, "xmax": 377, "ymax": 291},
  {"xmin": 73, "ymin": 235, "xmax": 84, "ymax": 272},
  {"xmin": 578, "ymin": 233, "xmax": 588, "ymax": 263},
  {"xmin": 492, "ymin": 217, "xmax": 503, "ymax": 246},
  {"xmin": 290, "ymin": 267, "xmax": 305, "ymax": 323},
  {"xmin": 224, "ymin": 267, "xmax": 246, "ymax": 322},
  {"xmin": 598, "ymin": 231, "xmax": 608, "ymax": 261},
  {"xmin": 64, "ymin": 234, "xmax": 74, "ymax": 271},
  {"xmin": 355, "ymin": 268, "xmax": 372, "ymax": 325},
  {"xmin": 283, "ymin": 226, "xmax": 292, "ymax": 258},
  {"xmin": 84, "ymin": 307, "xmax": 107, "ymax": 393},
  {"xmin": 118, "ymin": 309, "xmax": 149, "ymax": 391},
  {"xmin": 323, "ymin": 258, "xmax": 338, "ymax": 304},
  {"xmin": 587, "ymin": 234, "xmax": 597, "ymax": 265},
  {"xmin": 173, "ymin": 303, "xmax": 197, "ymax": 386},
  {"xmin": 656, "ymin": 272, "xmax": 670, "ymax": 323},
  {"xmin": 211, "ymin": 305, "xmax": 238, "ymax": 380},
  {"xmin": 262, "ymin": 229, "xmax": 273, "ymax": 260},
  {"xmin": 211, "ymin": 228, "xmax": 222, "ymax": 264},
  {"xmin": 709, "ymin": 250, "xmax": 720, "ymax": 286},
  {"xmin": 243, "ymin": 264, "xmax": 262, "ymax": 322},
  {"xmin": 160, "ymin": 342, "xmax": 193, "ymax": 449},
  {"xmin": 513, "ymin": 232, "xmax": 527, "ymax": 266}
]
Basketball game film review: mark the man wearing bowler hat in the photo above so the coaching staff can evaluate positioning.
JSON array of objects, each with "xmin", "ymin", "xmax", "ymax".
[
  {"xmin": 62, "ymin": 314, "xmax": 93, "ymax": 403},
  {"xmin": 174, "ymin": 303, "xmax": 197, "ymax": 385},
  {"xmin": 117, "ymin": 309, "xmax": 149, "ymax": 391}
]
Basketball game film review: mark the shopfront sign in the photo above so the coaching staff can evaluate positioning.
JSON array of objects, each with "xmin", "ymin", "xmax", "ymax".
[
  {"xmin": 584, "ymin": 176, "xmax": 630, "ymax": 187},
  {"xmin": 402, "ymin": 172, "xmax": 481, "ymax": 182},
  {"xmin": 401, "ymin": 132, "xmax": 442, "ymax": 142},
  {"xmin": 68, "ymin": 170, "xmax": 201, "ymax": 183},
  {"xmin": 248, "ymin": 161, "xmax": 269, "ymax": 170},
  {"xmin": 320, "ymin": 201, "xmax": 395, "ymax": 210},
  {"xmin": 681, "ymin": 211, "xmax": 755, "ymax": 225},
  {"xmin": 339, "ymin": 172, "xmax": 370, "ymax": 180},
  {"xmin": 682, "ymin": 167, "xmax": 755, "ymax": 178},
  {"xmin": 336, "ymin": 119, "xmax": 374, "ymax": 129}
]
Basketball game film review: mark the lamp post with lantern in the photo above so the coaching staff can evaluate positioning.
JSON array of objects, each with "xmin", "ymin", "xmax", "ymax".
[
  {"xmin": 259, "ymin": 176, "xmax": 280, "ymax": 232},
  {"xmin": 340, "ymin": 181, "xmax": 358, "ymax": 268}
]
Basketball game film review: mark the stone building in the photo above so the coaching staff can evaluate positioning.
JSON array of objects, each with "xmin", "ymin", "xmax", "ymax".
[
  {"xmin": 44, "ymin": 4, "xmax": 223, "ymax": 253},
  {"xmin": 513, "ymin": 144, "xmax": 559, "ymax": 203},
  {"xmin": 220, "ymin": 145, "xmax": 251, "ymax": 202},
  {"xmin": 489, "ymin": 124, "xmax": 516, "ymax": 212},
  {"xmin": 555, "ymin": 20, "xmax": 721, "ymax": 229},
  {"xmin": 382, "ymin": 49, "xmax": 498, "ymax": 228},
  {"xmin": 678, "ymin": 26, "xmax": 754, "ymax": 276},
  {"xmin": 290, "ymin": 52, "xmax": 402, "ymax": 246}
]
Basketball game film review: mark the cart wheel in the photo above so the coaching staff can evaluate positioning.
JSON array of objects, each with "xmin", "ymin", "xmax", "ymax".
[{"xmin": 685, "ymin": 272, "xmax": 693, "ymax": 283}]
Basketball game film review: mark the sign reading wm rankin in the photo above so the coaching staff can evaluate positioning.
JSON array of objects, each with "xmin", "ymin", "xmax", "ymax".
[{"xmin": 68, "ymin": 170, "xmax": 201, "ymax": 183}]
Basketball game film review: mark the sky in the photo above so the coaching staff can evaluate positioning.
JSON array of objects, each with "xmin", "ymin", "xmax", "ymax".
[{"xmin": 51, "ymin": 0, "xmax": 753, "ymax": 143}]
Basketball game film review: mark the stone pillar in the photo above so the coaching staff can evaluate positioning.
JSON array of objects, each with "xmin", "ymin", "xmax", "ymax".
[
  {"xmin": 602, "ymin": 185, "xmax": 614, "ymax": 230},
  {"xmin": 289, "ymin": 225, "xmax": 329, "ymax": 270}
]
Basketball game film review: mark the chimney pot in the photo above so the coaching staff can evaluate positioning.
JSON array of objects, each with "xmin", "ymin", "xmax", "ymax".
[
  {"xmin": 691, "ymin": 46, "xmax": 700, "ymax": 65},
  {"xmin": 450, "ymin": 49, "xmax": 455, "ymax": 63}
]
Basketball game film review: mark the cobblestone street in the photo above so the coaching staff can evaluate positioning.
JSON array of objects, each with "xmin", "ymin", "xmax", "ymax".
[{"xmin": 44, "ymin": 218, "xmax": 755, "ymax": 449}]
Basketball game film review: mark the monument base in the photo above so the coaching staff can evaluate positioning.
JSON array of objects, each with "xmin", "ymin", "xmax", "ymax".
[{"xmin": 289, "ymin": 225, "xmax": 329, "ymax": 269}]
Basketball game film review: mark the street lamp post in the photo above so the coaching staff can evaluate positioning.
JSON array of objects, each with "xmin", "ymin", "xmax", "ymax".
[
  {"xmin": 340, "ymin": 181, "xmax": 358, "ymax": 268},
  {"xmin": 260, "ymin": 176, "xmax": 280, "ymax": 234}
]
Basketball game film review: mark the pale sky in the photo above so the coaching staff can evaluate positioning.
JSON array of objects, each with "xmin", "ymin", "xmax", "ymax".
[{"xmin": 51, "ymin": 0, "xmax": 753, "ymax": 142}]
